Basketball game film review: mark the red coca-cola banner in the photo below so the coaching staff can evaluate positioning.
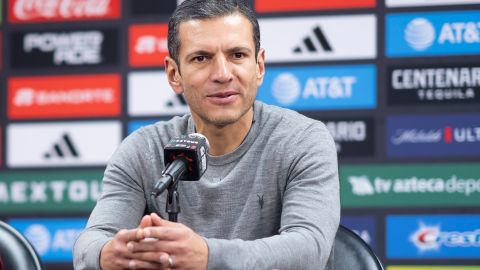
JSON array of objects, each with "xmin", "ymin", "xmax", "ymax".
[
  {"xmin": 8, "ymin": 0, "xmax": 121, "ymax": 23},
  {"xmin": 255, "ymin": 0, "xmax": 375, "ymax": 12}
]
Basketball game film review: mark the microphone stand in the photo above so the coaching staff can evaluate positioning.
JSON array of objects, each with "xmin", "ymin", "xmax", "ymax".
[
  {"xmin": 166, "ymin": 179, "xmax": 180, "ymax": 222},
  {"xmin": 151, "ymin": 159, "xmax": 187, "ymax": 222}
]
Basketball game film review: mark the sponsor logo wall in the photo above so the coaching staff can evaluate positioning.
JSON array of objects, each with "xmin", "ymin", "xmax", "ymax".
[{"xmin": 1, "ymin": 1, "xmax": 480, "ymax": 270}]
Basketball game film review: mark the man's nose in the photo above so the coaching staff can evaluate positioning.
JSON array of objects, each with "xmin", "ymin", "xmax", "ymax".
[{"xmin": 210, "ymin": 55, "xmax": 233, "ymax": 83}]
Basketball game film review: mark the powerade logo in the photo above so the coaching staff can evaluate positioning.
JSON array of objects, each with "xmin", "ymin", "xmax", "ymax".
[
  {"xmin": 387, "ymin": 215, "xmax": 480, "ymax": 259},
  {"xmin": 9, "ymin": 218, "xmax": 87, "ymax": 262},
  {"xmin": 387, "ymin": 114, "xmax": 480, "ymax": 157},
  {"xmin": 257, "ymin": 65, "xmax": 376, "ymax": 110},
  {"xmin": 387, "ymin": 10, "xmax": 480, "ymax": 57}
]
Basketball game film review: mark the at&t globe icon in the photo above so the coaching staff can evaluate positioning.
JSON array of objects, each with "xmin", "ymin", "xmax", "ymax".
[
  {"xmin": 25, "ymin": 224, "xmax": 51, "ymax": 256},
  {"xmin": 272, "ymin": 73, "xmax": 301, "ymax": 105},
  {"xmin": 404, "ymin": 18, "xmax": 436, "ymax": 51}
]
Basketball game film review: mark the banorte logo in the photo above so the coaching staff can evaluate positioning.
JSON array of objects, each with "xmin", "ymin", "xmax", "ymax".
[
  {"xmin": 410, "ymin": 223, "xmax": 480, "ymax": 251},
  {"xmin": 8, "ymin": 74, "xmax": 121, "ymax": 119},
  {"xmin": 9, "ymin": 0, "xmax": 121, "ymax": 23}
]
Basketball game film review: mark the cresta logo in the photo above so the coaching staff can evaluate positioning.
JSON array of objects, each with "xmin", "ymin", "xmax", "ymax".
[{"xmin": 410, "ymin": 223, "xmax": 480, "ymax": 251}]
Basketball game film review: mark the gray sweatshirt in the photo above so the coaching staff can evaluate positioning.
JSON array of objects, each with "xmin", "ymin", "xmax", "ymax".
[{"xmin": 73, "ymin": 101, "xmax": 340, "ymax": 270}]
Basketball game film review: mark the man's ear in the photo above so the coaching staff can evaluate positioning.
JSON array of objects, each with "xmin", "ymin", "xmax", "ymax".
[
  {"xmin": 165, "ymin": 56, "xmax": 183, "ymax": 94},
  {"xmin": 256, "ymin": 48, "xmax": 266, "ymax": 86}
]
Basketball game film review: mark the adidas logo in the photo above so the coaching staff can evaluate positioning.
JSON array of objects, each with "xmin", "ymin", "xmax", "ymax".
[
  {"xmin": 166, "ymin": 93, "xmax": 187, "ymax": 108},
  {"xmin": 293, "ymin": 26, "xmax": 333, "ymax": 54},
  {"xmin": 44, "ymin": 133, "xmax": 80, "ymax": 159}
]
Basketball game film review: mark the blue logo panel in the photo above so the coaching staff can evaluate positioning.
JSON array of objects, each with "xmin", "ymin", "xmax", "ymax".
[
  {"xmin": 9, "ymin": 218, "xmax": 87, "ymax": 262},
  {"xmin": 386, "ymin": 10, "xmax": 480, "ymax": 57},
  {"xmin": 257, "ymin": 65, "xmax": 376, "ymax": 110},
  {"xmin": 387, "ymin": 215, "xmax": 480, "ymax": 259},
  {"xmin": 387, "ymin": 114, "xmax": 480, "ymax": 157},
  {"xmin": 341, "ymin": 215, "xmax": 377, "ymax": 251},
  {"xmin": 128, "ymin": 120, "xmax": 159, "ymax": 134}
]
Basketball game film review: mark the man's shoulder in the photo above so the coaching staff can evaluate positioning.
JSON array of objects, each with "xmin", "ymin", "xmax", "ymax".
[
  {"xmin": 258, "ymin": 101, "xmax": 324, "ymax": 131},
  {"xmin": 127, "ymin": 114, "xmax": 192, "ymax": 145}
]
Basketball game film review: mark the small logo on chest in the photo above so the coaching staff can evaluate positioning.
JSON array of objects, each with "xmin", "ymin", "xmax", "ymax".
[{"xmin": 257, "ymin": 194, "xmax": 264, "ymax": 209}]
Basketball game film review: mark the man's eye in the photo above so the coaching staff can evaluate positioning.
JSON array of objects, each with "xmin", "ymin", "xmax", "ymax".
[
  {"xmin": 194, "ymin": 56, "xmax": 207, "ymax": 62},
  {"xmin": 233, "ymin": 52, "xmax": 244, "ymax": 59}
]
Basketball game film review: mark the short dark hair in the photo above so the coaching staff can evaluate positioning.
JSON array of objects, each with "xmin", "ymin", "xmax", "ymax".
[{"xmin": 168, "ymin": 0, "xmax": 260, "ymax": 64}]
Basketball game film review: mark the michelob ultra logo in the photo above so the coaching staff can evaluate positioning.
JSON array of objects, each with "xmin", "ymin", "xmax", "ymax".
[
  {"xmin": 386, "ymin": 10, "xmax": 480, "ymax": 57},
  {"xmin": 258, "ymin": 64, "xmax": 376, "ymax": 110},
  {"xmin": 9, "ymin": 218, "xmax": 87, "ymax": 262},
  {"xmin": 8, "ymin": 0, "xmax": 121, "ymax": 23},
  {"xmin": 341, "ymin": 163, "xmax": 480, "ymax": 207},
  {"xmin": 387, "ymin": 114, "xmax": 480, "ymax": 157},
  {"xmin": 0, "ymin": 170, "xmax": 102, "ymax": 213},
  {"xmin": 8, "ymin": 74, "xmax": 121, "ymax": 119},
  {"xmin": 387, "ymin": 215, "xmax": 480, "ymax": 259},
  {"xmin": 129, "ymin": 23, "xmax": 168, "ymax": 67}
]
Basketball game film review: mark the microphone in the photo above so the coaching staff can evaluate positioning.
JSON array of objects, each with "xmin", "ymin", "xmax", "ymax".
[{"xmin": 151, "ymin": 133, "xmax": 209, "ymax": 197}]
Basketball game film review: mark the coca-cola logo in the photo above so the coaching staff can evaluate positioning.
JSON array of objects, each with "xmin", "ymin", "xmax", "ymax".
[{"xmin": 9, "ymin": 0, "xmax": 120, "ymax": 23}]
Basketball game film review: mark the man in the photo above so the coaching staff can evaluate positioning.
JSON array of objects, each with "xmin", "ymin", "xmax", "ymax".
[{"xmin": 73, "ymin": 0, "xmax": 339, "ymax": 269}]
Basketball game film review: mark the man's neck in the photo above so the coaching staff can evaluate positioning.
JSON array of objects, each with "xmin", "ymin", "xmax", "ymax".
[{"xmin": 193, "ymin": 108, "xmax": 254, "ymax": 156}]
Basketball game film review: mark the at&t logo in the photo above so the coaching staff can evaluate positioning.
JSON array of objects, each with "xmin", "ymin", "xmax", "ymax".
[
  {"xmin": 404, "ymin": 18, "xmax": 435, "ymax": 51},
  {"xmin": 271, "ymin": 72, "xmax": 357, "ymax": 105}
]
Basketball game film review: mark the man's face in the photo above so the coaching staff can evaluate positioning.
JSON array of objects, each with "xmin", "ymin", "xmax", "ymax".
[{"xmin": 166, "ymin": 13, "xmax": 265, "ymax": 127}]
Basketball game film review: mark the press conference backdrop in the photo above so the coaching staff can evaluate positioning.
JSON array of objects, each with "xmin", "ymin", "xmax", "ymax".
[{"xmin": 1, "ymin": 0, "xmax": 480, "ymax": 269}]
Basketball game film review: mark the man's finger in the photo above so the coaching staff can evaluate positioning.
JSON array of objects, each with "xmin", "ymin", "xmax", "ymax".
[
  {"xmin": 128, "ymin": 250, "xmax": 171, "ymax": 267},
  {"xmin": 144, "ymin": 226, "xmax": 183, "ymax": 241},
  {"xmin": 128, "ymin": 238, "xmax": 178, "ymax": 253},
  {"xmin": 117, "ymin": 228, "xmax": 145, "ymax": 242},
  {"xmin": 150, "ymin": 213, "xmax": 179, "ymax": 228},
  {"xmin": 139, "ymin": 215, "xmax": 153, "ymax": 228}
]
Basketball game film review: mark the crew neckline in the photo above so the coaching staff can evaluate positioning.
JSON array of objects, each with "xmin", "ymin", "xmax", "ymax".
[{"xmin": 187, "ymin": 101, "xmax": 263, "ymax": 166}]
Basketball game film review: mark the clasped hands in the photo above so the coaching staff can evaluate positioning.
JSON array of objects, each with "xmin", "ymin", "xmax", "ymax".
[{"xmin": 99, "ymin": 213, "xmax": 208, "ymax": 270}]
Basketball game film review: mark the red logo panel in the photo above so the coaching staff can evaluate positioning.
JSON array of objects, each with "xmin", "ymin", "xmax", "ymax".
[
  {"xmin": 255, "ymin": 0, "xmax": 376, "ymax": 12},
  {"xmin": 129, "ymin": 24, "xmax": 169, "ymax": 67},
  {"xmin": 8, "ymin": 0, "xmax": 121, "ymax": 23},
  {"xmin": 8, "ymin": 74, "xmax": 122, "ymax": 119}
]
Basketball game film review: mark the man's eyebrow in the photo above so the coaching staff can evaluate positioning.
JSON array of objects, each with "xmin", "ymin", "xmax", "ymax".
[
  {"xmin": 227, "ymin": 46, "xmax": 253, "ymax": 54},
  {"xmin": 185, "ymin": 50, "xmax": 213, "ymax": 59}
]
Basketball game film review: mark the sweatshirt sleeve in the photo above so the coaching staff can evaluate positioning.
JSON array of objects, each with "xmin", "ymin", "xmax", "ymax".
[
  {"xmin": 205, "ymin": 123, "xmax": 340, "ymax": 270},
  {"xmin": 73, "ymin": 131, "xmax": 150, "ymax": 270}
]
